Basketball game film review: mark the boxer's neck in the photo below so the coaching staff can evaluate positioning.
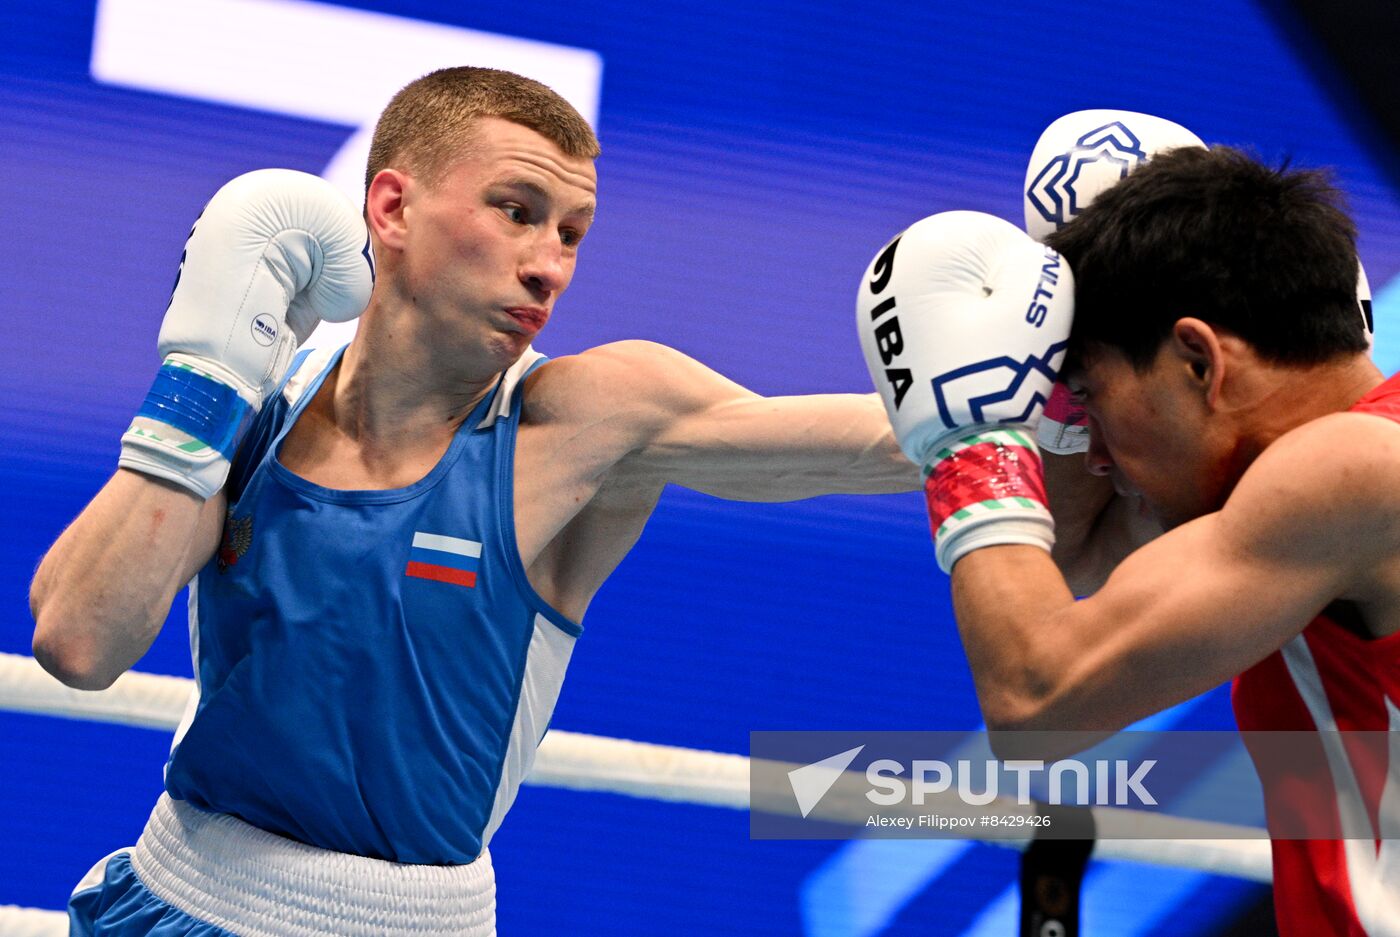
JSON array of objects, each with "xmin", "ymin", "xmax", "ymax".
[
  {"xmin": 1222, "ymin": 353, "xmax": 1384, "ymax": 464},
  {"xmin": 327, "ymin": 298, "xmax": 504, "ymax": 446}
]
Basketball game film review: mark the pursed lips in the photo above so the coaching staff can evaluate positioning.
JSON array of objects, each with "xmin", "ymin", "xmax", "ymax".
[{"xmin": 505, "ymin": 306, "xmax": 549, "ymax": 333}]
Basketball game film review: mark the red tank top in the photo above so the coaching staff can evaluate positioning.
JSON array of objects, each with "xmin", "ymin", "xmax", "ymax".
[{"xmin": 1232, "ymin": 372, "xmax": 1400, "ymax": 937}]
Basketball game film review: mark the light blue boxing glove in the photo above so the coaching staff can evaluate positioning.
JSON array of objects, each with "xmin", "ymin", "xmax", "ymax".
[
  {"xmin": 856, "ymin": 211, "xmax": 1074, "ymax": 573},
  {"xmin": 120, "ymin": 170, "xmax": 373, "ymax": 498}
]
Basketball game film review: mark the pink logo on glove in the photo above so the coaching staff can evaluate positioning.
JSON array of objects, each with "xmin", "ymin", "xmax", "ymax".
[{"xmin": 1042, "ymin": 382, "xmax": 1086, "ymax": 428}]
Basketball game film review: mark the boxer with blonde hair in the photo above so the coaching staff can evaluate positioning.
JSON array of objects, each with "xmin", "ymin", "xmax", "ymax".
[{"xmin": 32, "ymin": 66, "xmax": 919, "ymax": 935}]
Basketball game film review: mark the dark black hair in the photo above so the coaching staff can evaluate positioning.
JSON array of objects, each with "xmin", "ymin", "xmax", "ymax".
[{"xmin": 1045, "ymin": 146, "xmax": 1367, "ymax": 370}]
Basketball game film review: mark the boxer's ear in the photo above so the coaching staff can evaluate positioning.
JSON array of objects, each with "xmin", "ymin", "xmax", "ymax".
[
  {"xmin": 1169, "ymin": 318, "xmax": 1226, "ymax": 407},
  {"xmin": 365, "ymin": 169, "xmax": 410, "ymax": 252}
]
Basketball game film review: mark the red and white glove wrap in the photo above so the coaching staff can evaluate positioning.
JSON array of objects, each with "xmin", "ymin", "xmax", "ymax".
[
  {"xmin": 922, "ymin": 427, "xmax": 1052, "ymax": 570},
  {"xmin": 856, "ymin": 211, "xmax": 1074, "ymax": 573}
]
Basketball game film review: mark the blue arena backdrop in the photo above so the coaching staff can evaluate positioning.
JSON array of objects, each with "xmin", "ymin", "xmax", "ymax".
[{"xmin": 3, "ymin": 1, "xmax": 1400, "ymax": 935}]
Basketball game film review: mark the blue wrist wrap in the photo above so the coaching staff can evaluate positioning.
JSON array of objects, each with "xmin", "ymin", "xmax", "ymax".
[{"xmin": 135, "ymin": 363, "xmax": 253, "ymax": 460}]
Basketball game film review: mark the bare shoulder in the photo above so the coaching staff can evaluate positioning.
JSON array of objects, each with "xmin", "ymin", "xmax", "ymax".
[
  {"xmin": 529, "ymin": 340, "xmax": 719, "ymax": 389},
  {"xmin": 1224, "ymin": 411, "xmax": 1400, "ymax": 554},
  {"xmin": 523, "ymin": 340, "xmax": 746, "ymax": 432}
]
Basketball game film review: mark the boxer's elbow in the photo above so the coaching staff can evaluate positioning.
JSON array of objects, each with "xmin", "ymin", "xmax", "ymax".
[
  {"xmin": 978, "ymin": 668, "xmax": 1072, "ymax": 735},
  {"xmin": 981, "ymin": 690, "xmax": 1052, "ymax": 736},
  {"xmin": 28, "ymin": 564, "xmax": 88, "ymax": 685},
  {"xmin": 982, "ymin": 677, "xmax": 1121, "ymax": 761},
  {"xmin": 31, "ymin": 596, "xmax": 132, "ymax": 691},
  {"xmin": 984, "ymin": 695, "xmax": 1092, "ymax": 762},
  {"xmin": 32, "ymin": 624, "xmax": 121, "ymax": 690},
  {"xmin": 986, "ymin": 718, "xmax": 1110, "ymax": 763}
]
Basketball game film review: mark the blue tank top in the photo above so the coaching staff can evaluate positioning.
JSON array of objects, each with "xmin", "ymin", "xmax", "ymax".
[{"xmin": 163, "ymin": 345, "xmax": 581, "ymax": 864}]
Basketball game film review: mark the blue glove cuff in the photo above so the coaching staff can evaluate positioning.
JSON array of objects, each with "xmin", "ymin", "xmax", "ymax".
[{"xmin": 134, "ymin": 363, "xmax": 254, "ymax": 460}]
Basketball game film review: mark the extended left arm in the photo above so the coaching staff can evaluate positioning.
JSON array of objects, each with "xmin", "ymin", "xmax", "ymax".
[{"xmin": 609, "ymin": 341, "xmax": 920, "ymax": 500}]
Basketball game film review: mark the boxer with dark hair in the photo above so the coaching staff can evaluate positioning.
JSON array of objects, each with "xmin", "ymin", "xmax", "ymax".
[
  {"xmin": 859, "ymin": 145, "xmax": 1398, "ymax": 936},
  {"xmin": 856, "ymin": 142, "xmax": 1394, "ymax": 929}
]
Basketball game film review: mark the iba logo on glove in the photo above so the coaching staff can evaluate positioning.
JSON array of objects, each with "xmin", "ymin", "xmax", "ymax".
[
  {"xmin": 862, "ymin": 225, "xmax": 1065, "ymax": 424},
  {"xmin": 250, "ymin": 314, "xmax": 279, "ymax": 346},
  {"xmin": 864, "ymin": 234, "xmax": 914, "ymax": 409},
  {"xmin": 1025, "ymin": 120, "xmax": 1150, "ymax": 232}
]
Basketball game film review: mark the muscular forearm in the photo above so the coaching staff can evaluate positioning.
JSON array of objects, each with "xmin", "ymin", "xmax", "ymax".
[
  {"xmin": 30, "ymin": 469, "xmax": 218, "ymax": 689},
  {"xmin": 949, "ymin": 545, "xmax": 1083, "ymax": 731},
  {"xmin": 786, "ymin": 393, "xmax": 921, "ymax": 498},
  {"xmin": 952, "ymin": 542, "xmax": 1195, "ymax": 738},
  {"xmin": 650, "ymin": 391, "xmax": 921, "ymax": 501}
]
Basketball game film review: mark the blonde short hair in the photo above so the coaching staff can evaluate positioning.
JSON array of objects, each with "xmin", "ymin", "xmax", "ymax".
[{"xmin": 365, "ymin": 66, "xmax": 600, "ymax": 193}]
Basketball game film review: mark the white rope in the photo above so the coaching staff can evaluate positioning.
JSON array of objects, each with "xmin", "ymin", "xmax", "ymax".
[
  {"xmin": 0, "ymin": 904, "xmax": 67, "ymax": 937},
  {"xmin": 0, "ymin": 650, "xmax": 1274, "ymax": 932},
  {"xmin": 0, "ymin": 651, "xmax": 194, "ymax": 730},
  {"xmin": 0, "ymin": 652, "xmax": 753, "ymax": 807}
]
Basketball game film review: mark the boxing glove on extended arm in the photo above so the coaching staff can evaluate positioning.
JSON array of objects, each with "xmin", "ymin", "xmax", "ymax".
[{"xmin": 857, "ymin": 211, "xmax": 1074, "ymax": 572}]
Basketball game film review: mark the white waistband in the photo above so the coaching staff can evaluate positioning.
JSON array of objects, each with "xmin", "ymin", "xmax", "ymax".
[{"xmin": 129, "ymin": 794, "xmax": 496, "ymax": 937}]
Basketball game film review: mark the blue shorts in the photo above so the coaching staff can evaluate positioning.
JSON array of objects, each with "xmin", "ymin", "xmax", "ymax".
[
  {"xmin": 69, "ymin": 852, "xmax": 231, "ymax": 936},
  {"xmin": 68, "ymin": 795, "xmax": 496, "ymax": 936}
]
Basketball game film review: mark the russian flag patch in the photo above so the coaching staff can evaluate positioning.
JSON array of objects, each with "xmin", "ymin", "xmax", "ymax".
[{"xmin": 406, "ymin": 531, "xmax": 481, "ymax": 587}]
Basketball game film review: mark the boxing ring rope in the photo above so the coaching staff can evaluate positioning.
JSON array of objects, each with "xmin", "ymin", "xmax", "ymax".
[{"xmin": 0, "ymin": 651, "xmax": 1272, "ymax": 932}]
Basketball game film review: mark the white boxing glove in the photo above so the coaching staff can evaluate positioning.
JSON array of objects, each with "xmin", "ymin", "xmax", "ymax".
[
  {"xmin": 1024, "ymin": 109, "xmax": 1375, "ymax": 448},
  {"xmin": 1024, "ymin": 109, "xmax": 1205, "ymax": 453},
  {"xmin": 1358, "ymin": 259, "xmax": 1375, "ymax": 351},
  {"xmin": 120, "ymin": 169, "xmax": 373, "ymax": 498},
  {"xmin": 857, "ymin": 211, "xmax": 1074, "ymax": 572},
  {"xmin": 1024, "ymin": 109, "xmax": 1206, "ymax": 242}
]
